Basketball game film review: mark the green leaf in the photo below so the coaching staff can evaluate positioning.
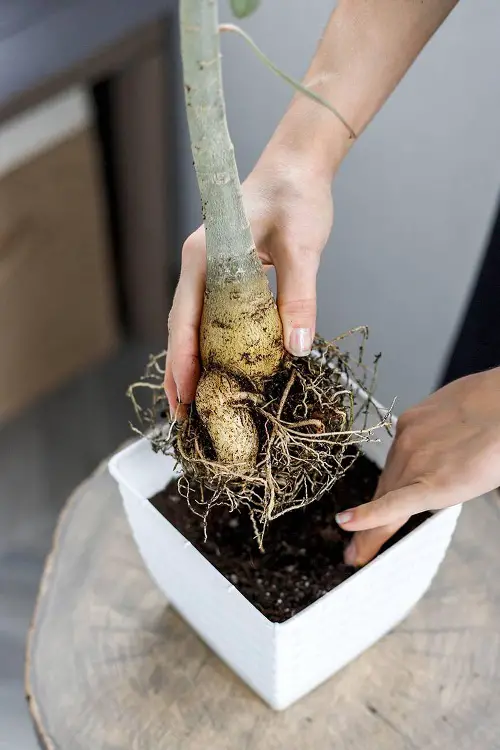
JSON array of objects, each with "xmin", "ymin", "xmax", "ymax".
[
  {"xmin": 229, "ymin": 0, "xmax": 260, "ymax": 19},
  {"xmin": 219, "ymin": 23, "xmax": 357, "ymax": 139}
]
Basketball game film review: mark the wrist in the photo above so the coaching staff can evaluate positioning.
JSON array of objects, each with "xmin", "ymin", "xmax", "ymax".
[{"xmin": 264, "ymin": 91, "xmax": 354, "ymax": 183}]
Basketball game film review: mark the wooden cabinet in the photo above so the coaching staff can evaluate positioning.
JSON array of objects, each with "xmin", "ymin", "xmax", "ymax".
[{"xmin": 0, "ymin": 88, "xmax": 120, "ymax": 421}]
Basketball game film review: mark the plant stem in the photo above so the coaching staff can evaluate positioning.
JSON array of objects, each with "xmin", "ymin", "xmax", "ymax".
[
  {"xmin": 180, "ymin": 0, "xmax": 262, "ymax": 287},
  {"xmin": 179, "ymin": 0, "xmax": 283, "ymax": 380}
]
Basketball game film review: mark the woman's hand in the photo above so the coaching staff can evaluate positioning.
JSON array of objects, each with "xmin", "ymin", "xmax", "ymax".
[
  {"xmin": 164, "ymin": 148, "xmax": 334, "ymax": 416},
  {"xmin": 337, "ymin": 368, "xmax": 500, "ymax": 566},
  {"xmin": 164, "ymin": 0, "xmax": 461, "ymax": 417}
]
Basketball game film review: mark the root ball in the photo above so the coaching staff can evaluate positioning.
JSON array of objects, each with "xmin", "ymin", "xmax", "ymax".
[{"xmin": 128, "ymin": 329, "xmax": 391, "ymax": 548}]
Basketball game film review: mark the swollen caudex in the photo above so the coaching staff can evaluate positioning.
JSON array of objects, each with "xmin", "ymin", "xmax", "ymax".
[
  {"xmin": 200, "ymin": 278, "xmax": 284, "ymax": 381},
  {"xmin": 195, "ymin": 369, "xmax": 259, "ymax": 467},
  {"xmin": 196, "ymin": 275, "xmax": 284, "ymax": 468}
]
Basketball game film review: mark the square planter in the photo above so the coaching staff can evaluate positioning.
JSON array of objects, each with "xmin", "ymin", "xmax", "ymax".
[{"xmin": 108, "ymin": 390, "xmax": 461, "ymax": 710}]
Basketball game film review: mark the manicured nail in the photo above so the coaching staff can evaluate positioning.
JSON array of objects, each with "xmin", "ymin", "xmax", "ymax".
[
  {"xmin": 344, "ymin": 539, "xmax": 357, "ymax": 566},
  {"xmin": 289, "ymin": 327, "xmax": 312, "ymax": 357},
  {"xmin": 335, "ymin": 509, "xmax": 354, "ymax": 526}
]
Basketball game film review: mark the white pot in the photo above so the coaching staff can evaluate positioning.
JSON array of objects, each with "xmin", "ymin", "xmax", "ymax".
[{"xmin": 108, "ymin": 391, "xmax": 461, "ymax": 711}]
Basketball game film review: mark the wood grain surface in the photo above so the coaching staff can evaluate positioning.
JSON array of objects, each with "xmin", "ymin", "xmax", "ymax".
[{"xmin": 26, "ymin": 463, "xmax": 500, "ymax": 750}]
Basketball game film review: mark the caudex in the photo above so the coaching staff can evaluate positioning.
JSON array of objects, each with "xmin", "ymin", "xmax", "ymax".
[{"xmin": 128, "ymin": 0, "xmax": 392, "ymax": 549}]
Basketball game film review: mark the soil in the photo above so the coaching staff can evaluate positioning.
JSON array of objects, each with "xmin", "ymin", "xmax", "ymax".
[{"xmin": 149, "ymin": 454, "xmax": 430, "ymax": 623}]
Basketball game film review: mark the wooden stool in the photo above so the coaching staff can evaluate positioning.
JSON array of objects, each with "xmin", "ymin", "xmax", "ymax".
[{"xmin": 26, "ymin": 459, "xmax": 500, "ymax": 749}]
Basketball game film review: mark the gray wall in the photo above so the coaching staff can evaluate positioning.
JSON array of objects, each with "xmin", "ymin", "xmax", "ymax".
[{"xmin": 180, "ymin": 0, "xmax": 500, "ymax": 413}]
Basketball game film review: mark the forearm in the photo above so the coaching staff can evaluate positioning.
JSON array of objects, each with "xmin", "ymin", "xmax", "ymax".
[{"xmin": 266, "ymin": 0, "xmax": 459, "ymax": 178}]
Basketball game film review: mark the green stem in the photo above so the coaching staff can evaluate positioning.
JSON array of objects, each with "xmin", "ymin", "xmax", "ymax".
[{"xmin": 179, "ymin": 0, "xmax": 262, "ymax": 287}]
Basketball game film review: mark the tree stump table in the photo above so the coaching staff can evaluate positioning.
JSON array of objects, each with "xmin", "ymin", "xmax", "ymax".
[{"xmin": 26, "ymin": 460, "xmax": 500, "ymax": 750}]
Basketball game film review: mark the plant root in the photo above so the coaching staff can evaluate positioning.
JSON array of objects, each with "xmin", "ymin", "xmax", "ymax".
[{"xmin": 127, "ymin": 328, "xmax": 392, "ymax": 550}]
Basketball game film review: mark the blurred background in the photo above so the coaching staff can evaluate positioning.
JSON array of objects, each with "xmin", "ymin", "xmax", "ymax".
[{"xmin": 1, "ymin": 1, "xmax": 499, "ymax": 747}]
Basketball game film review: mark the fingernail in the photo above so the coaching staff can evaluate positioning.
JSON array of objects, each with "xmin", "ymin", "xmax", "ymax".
[
  {"xmin": 289, "ymin": 327, "xmax": 312, "ymax": 357},
  {"xmin": 344, "ymin": 539, "xmax": 357, "ymax": 566},
  {"xmin": 336, "ymin": 509, "xmax": 354, "ymax": 525}
]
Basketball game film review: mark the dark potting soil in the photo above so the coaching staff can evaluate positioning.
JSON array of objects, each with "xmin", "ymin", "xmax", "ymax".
[{"xmin": 149, "ymin": 454, "xmax": 430, "ymax": 623}]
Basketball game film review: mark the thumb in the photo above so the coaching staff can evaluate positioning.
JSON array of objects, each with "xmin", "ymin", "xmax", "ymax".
[
  {"xmin": 335, "ymin": 482, "xmax": 431, "ymax": 531},
  {"xmin": 344, "ymin": 519, "xmax": 409, "ymax": 567},
  {"xmin": 274, "ymin": 252, "xmax": 319, "ymax": 357}
]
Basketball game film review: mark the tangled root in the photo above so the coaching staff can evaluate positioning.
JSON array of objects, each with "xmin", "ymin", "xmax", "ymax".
[{"xmin": 127, "ymin": 328, "xmax": 392, "ymax": 549}]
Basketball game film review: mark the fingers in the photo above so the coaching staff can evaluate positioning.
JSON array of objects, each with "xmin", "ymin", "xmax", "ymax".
[
  {"xmin": 274, "ymin": 251, "xmax": 319, "ymax": 357},
  {"xmin": 163, "ymin": 353, "xmax": 177, "ymax": 418},
  {"xmin": 164, "ymin": 351, "xmax": 189, "ymax": 422},
  {"xmin": 335, "ymin": 482, "xmax": 430, "ymax": 532},
  {"xmin": 344, "ymin": 519, "xmax": 409, "ymax": 567},
  {"xmin": 164, "ymin": 230, "xmax": 206, "ymax": 414}
]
